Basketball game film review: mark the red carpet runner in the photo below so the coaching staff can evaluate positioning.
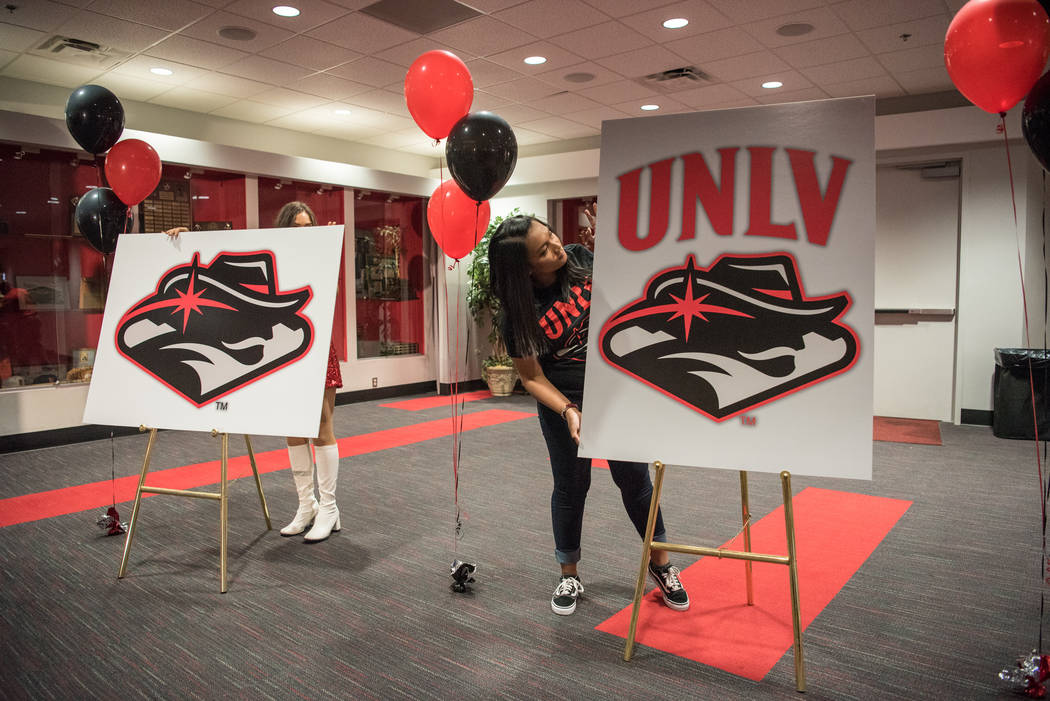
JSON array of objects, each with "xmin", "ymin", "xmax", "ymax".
[
  {"xmin": 380, "ymin": 390, "xmax": 493, "ymax": 411},
  {"xmin": 596, "ymin": 487, "xmax": 911, "ymax": 680},
  {"xmin": 0, "ymin": 409, "xmax": 534, "ymax": 528},
  {"xmin": 873, "ymin": 416, "xmax": 942, "ymax": 445}
]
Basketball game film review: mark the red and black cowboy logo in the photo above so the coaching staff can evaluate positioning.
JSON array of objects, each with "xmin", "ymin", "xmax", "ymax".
[
  {"xmin": 598, "ymin": 253, "xmax": 858, "ymax": 421},
  {"xmin": 115, "ymin": 251, "xmax": 314, "ymax": 407}
]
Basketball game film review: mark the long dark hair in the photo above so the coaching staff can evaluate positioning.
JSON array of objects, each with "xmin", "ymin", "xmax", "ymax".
[
  {"xmin": 274, "ymin": 201, "xmax": 316, "ymax": 227},
  {"xmin": 488, "ymin": 215, "xmax": 589, "ymax": 357}
]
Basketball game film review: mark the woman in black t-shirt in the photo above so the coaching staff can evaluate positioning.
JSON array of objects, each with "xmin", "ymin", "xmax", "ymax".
[{"xmin": 488, "ymin": 209, "xmax": 690, "ymax": 616}]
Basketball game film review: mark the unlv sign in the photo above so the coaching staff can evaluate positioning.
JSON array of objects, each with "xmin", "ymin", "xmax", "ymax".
[{"xmin": 579, "ymin": 98, "xmax": 874, "ymax": 480}]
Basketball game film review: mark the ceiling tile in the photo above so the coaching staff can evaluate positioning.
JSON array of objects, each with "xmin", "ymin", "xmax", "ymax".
[
  {"xmin": 822, "ymin": 74, "xmax": 904, "ymax": 99},
  {"xmin": 893, "ymin": 65, "xmax": 954, "ymax": 94},
  {"xmin": 306, "ymin": 12, "xmax": 419, "ymax": 54},
  {"xmin": 528, "ymin": 91, "xmax": 602, "ymax": 114},
  {"xmin": 469, "ymin": 91, "xmax": 514, "ymax": 111},
  {"xmin": 509, "ymin": 126, "xmax": 557, "ymax": 145},
  {"xmin": 112, "ymin": 55, "xmax": 212, "ymax": 85},
  {"xmin": 182, "ymin": 71, "xmax": 271, "ymax": 97},
  {"xmin": 362, "ymin": 129, "xmax": 431, "ymax": 149},
  {"xmin": 549, "ymin": 20, "xmax": 652, "ymax": 61},
  {"xmin": 249, "ymin": 86, "xmax": 328, "ymax": 110},
  {"xmin": 224, "ymin": 0, "xmax": 350, "ymax": 30},
  {"xmin": 221, "ymin": 55, "xmax": 312, "ymax": 84},
  {"xmin": 345, "ymin": 88, "xmax": 411, "ymax": 116},
  {"xmin": 374, "ymin": 38, "xmax": 473, "ymax": 68},
  {"xmin": 740, "ymin": 6, "xmax": 851, "ymax": 48},
  {"xmin": 1, "ymin": 1, "xmax": 74, "ymax": 32},
  {"xmin": 86, "ymin": 0, "xmax": 215, "ymax": 31},
  {"xmin": 701, "ymin": 50, "xmax": 791, "ymax": 82},
  {"xmin": 593, "ymin": 44, "xmax": 689, "ymax": 79},
  {"xmin": 802, "ymin": 55, "xmax": 887, "ymax": 87},
  {"xmin": 773, "ymin": 33, "xmax": 870, "ymax": 69},
  {"xmin": 287, "ymin": 71, "xmax": 373, "ymax": 99},
  {"xmin": 485, "ymin": 41, "xmax": 584, "ymax": 74},
  {"xmin": 536, "ymin": 60, "xmax": 623, "ymax": 91},
  {"xmin": 875, "ymin": 43, "xmax": 945, "ymax": 74},
  {"xmin": 855, "ymin": 15, "xmax": 950, "ymax": 54},
  {"xmin": 707, "ymin": 0, "xmax": 826, "ymax": 24},
  {"xmin": 494, "ymin": 0, "xmax": 609, "ymax": 36},
  {"xmin": 830, "ymin": 0, "xmax": 947, "ymax": 32},
  {"xmin": 451, "ymin": 0, "xmax": 524, "ymax": 11},
  {"xmin": 664, "ymin": 27, "xmax": 764, "ymax": 65},
  {"xmin": 148, "ymin": 86, "xmax": 239, "ymax": 112},
  {"xmin": 260, "ymin": 36, "xmax": 359, "ymax": 71},
  {"xmin": 564, "ymin": 104, "xmax": 634, "ymax": 128},
  {"xmin": 313, "ymin": 122, "xmax": 384, "ymax": 140},
  {"xmin": 578, "ymin": 79, "xmax": 657, "ymax": 104},
  {"xmin": 425, "ymin": 16, "xmax": 534, "ymax": 59},
  {"xmin": 493, "ymin": 103, "xmax": 552, "ymax": 124},
  {"xmin": 146, "ymin": 35, "xmax": 250, "ymax": 71},
  {"xmin": 0, "ymin": 54, "xmax": 102, "ymax": 87},
  {"xmin": 518, "ymin": 115, "xmax": 598, "ymax": 138},
  {"xmin": 610, "ymin": 95, "xmax": 689, "ymax": 115},
  {"xmin": 211, "ymin": 99, "xmax": 298, "ymax": 122},
  {"xmin": 728, "ymin": 69, "xmax": 813, "ymax": 96},
  {"xmin": 580, "ymin": 0, "xmax": 674, "ymax": 18},
  {"xmin": 754, "ymin": 85, "xmax": 830, "ymax": 104},
  {"xmin": 182, "ymin": 10, "xmax": 295, "ymax": 52},
  {"xmin": 92, "ymin": 72, "xmax": 174, "ymax": 101},
  {"xmin": 483, "ymin": 76, "xmax": 560, "ymax": 101},
  {"xmin": 464, "ymin": 58, "xmax": 523, "ymax": 89},
  {"xmin": 670, "ymin": 82, "xmax": 751, "ymax": 108},
  {"xmin": 327, "ymin": 56, "xmax": 406, "ymax": 87},
  {"xmin": 0, "ymin": 48, "xmax": 17, "ymax": 71},
  {"xmin": 0, "ymin": 23, "xmax": 47, "ymax": 52},
  {"xmin": 56, "ymin": 11, "xmax": 170, "ymax": 52},
  {"xmin": 620, "ymin": 0, "xmax": 733, "ymax": 42}
]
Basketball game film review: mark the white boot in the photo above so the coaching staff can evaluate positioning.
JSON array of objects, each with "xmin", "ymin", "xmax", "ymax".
[
  {"xmin": 280, "ymin": 443, "xmax": 318, "ymax": 536},
  {"xmin": 304, "ymin": 444, "xmax": 340, "ymax": 543}
]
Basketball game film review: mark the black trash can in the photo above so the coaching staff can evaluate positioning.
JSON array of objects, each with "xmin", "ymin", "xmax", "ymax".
[{"xmin": 993, "ymin": 348, "xmax": 1050, "ymax": 439}]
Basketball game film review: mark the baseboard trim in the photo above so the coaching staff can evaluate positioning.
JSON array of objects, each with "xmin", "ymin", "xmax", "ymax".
[
  {"xmin": 960, "ymin": 409, "xmax": 993, "ymax": 426},
  {"xmin": 437, "ymin": 379, "xmax": 487, "ymax": 395},
  {"xmin": 334, "ymin": 381, "xmax": 436, "ymax": 405}
]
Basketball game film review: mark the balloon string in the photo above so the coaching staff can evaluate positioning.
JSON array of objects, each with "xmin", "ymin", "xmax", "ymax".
[
  {"xmin": 110, "ymin": 432, "xmax": 117, "ymax": 507},
  {"xmin": 1002, "ymin": 113, "xmax": 1048, "ymax": 653},
  {"xmin": 444, "ymin": 260, "xmax": 463, "ymax": 548}
]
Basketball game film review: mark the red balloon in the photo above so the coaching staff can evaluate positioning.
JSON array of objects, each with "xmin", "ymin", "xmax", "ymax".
[
  {"xmin": 104, "ymin": 139, "xmax": 162, "ymax": 206},
  {"xmin": 945, "ymin": 0, "xmax": 1050, "ymax": 114},
  {"xmin": 427, "ymin": 180, "xmax": 490, "ymax": 260},
  {"xmin": 405, "ymin": 50, "xmax": 473, "ymax": 140}
]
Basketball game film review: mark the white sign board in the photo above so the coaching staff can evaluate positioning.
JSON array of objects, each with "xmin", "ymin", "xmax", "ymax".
[
  {"xmin": 579, "ymin": 98, "xmax": 874, "ymax": 479},
  {"xmin": 84, "ymin": 226, "xmax": 344, "ymax": 437}
]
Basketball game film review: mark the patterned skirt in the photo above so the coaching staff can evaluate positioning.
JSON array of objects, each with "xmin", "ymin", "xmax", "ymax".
[{"xmin": 326, "ymin": 342, "xmax": 343, "ymax": 389}]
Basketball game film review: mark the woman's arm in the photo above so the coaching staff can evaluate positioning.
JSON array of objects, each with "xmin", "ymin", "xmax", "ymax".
[{"xmin": 512, "ymin": 355, "xmax": 583, "ymax": 444}]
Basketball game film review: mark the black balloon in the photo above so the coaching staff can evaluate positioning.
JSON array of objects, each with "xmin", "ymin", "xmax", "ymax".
[
  {"xmin": 65, "ymin": 85, "xmax": 125, "ymax": 154},
  {"xmin": 75, "ymin": 187, "xmax": 129, "ymax": 254},
  {"xmin": 445, "ymin": 111, "xmax": 518, "ymax": 202},
  {"xmin": 1024, "ymin": 71, "xmax": 1050, "ymax": 173}
]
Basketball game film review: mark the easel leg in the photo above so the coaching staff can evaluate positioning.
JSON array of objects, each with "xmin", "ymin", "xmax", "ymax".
[
  {"xmin": 624, "ymin": 460, "xmax": 666, "ymax": 662},
  {"xmin": 220, "ymin": 432, "xmax": 229, "ymax": 594},
  {"xmin": 739, "ymin": 470, "xmax": 754, "ymax": 606},
  {"xmin": 780, "ymin": 471, "xmax": 806, "ymax": 693},
  {"xmin": 244, "ymin": 435, "xmax": 271, "ymax": 530},
  {"xmin": 118, "ymin": 427, "xmax": 157, "ymax": 579}
]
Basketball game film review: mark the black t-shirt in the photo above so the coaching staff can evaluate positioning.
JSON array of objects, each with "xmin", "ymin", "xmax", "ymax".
[{"xmin": 504, "ymin": 244, "xmax": 593, "ymax": 393}]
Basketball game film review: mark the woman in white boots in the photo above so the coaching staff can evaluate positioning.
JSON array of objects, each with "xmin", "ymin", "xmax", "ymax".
[{"xmin": 164, "ymin": 201, "xmax": 343, "ymax": 543}]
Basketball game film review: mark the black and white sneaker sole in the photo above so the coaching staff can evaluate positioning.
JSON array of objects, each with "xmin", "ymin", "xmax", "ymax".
[
  {"xmin": 649, "ymin": 573, "xmax": 690, "ymax": 611},
  {"xmin": 551, "ymin": 599, "xmax": 577, "ymax": 615}
]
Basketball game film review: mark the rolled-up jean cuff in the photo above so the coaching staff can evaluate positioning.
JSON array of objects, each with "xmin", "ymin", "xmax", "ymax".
[
  {"xmin": 555, "ymin": 548, "xmax": 581, "ymax": 565},
  {"xmin": 653, "ymin": 532, "xmax": 668, "ymax": 543}
]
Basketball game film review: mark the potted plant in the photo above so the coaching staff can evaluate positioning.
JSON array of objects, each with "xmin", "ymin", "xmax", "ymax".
[{"xmin": 466, "ymin": 208, "xmax": 529, "ymax": 396}]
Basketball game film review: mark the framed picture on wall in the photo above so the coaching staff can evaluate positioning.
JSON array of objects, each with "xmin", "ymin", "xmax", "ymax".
[{"xmin": 17, "ymin": 275, "xmax": 70, "ymax": 310}]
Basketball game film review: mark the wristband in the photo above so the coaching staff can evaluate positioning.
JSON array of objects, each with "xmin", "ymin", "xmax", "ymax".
[{"xmin": 561, "ymin": 402, "xmax": 580, "ymax": 420}]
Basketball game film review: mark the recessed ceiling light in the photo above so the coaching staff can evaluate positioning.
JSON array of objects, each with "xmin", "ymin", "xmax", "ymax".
[
  {"xmin": 272, "ymin": 5, "xmax": 300, "ymax": 17},
  {"xmin": 150, "ymin": 67, "xmax": 173, "ymax": 76},
  {"xmin": 663, "ymin": 18, "xmax": 688, "ymax": 29},
  {"xmin": 762, "ymin": 81, "xmax": 783, "ymax": 89},
  {"xmin": 640, "ymin": 104, "xmax": 660, "ymax": 111},
  {"xmin": 775, "ymin": 22, "xmax": 814, "ymax": 37},
  {"xmin": 334, "ymin": 108, "xmax": 351, "ymax": 115},
  {"xmin": 523, "ymin": 56, "xmax": 547, "ymax": 65}
]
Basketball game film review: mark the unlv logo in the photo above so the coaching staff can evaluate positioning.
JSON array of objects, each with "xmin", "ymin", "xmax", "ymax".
[
  {"xmin": 598, "ymin": 253, "xmax": 858, "ymax": 421},
  {"xmin": 115, "ymin": 251, "xmax": 314, "ymax": 407}
]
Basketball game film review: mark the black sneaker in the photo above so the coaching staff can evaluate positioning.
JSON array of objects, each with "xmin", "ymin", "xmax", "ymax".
[
  {"xmin": 551, "ymin": 575, "xmax": 584, "ymax": 615},
  {"xmin": 648, "ymin": 562, "xmax": 690, "ymax": 611}
]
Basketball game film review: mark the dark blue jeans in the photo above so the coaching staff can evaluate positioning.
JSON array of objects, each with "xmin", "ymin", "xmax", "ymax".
[{"xmin": 536, "ymin": 398, "xmax": 666, "ymax": 565}]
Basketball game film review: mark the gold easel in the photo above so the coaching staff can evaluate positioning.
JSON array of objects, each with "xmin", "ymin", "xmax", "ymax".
[
  {"xmin": 117, "ymin": 426, "xmax": 273, "ymax": 593},
  {"xmin": 624, "ymin": 463, "xmax": 806, "ymax": 693}
]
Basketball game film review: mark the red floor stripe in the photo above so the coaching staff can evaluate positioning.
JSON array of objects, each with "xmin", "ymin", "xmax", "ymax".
[
  {"xmin": 595, "ymin": 487, "xmax": 911, "ymax": 680},
  {"xmin": 380, "ymin": 390, "xmax": 493, "ymax": 411},
  {"xmin": 0, "ymin": 409, "xmax": 535, "ymax": 528}
]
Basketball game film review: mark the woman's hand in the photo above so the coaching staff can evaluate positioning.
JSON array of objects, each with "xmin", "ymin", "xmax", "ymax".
[
  {"xmin": 565, "ymin": 406, "xmax": 582, "ymax": 445},
  {"xmin": 163, "ymin": 226, "xmax": 188, "ymax": 239},
  {"xmin": 580, "ymin": 203, "xmax": 596, "ymax": 250}
]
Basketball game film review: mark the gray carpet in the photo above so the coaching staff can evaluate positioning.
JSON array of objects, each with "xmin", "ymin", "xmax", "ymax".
[{"xmin": 0, "ymin": 392, "xmax": 1043, "ymax": 699}]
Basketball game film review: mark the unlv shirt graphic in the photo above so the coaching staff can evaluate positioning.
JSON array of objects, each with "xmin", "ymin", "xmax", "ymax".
[
  {"xmin": 598, "ymin": 253, "xmax": 858, "ymax": 421},
  {"xmin": 115, "ymin": 251, "xmax": 314, "ymax": 407}
]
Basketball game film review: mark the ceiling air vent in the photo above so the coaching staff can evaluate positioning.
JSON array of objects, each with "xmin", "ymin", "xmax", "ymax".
[
  {"xmin": 32, "ymin": 36, "xmax": 130, "ymax": 68},
  {"xmin": 636, "ymin": 65, "xmax": 711, "ymax": 94}
]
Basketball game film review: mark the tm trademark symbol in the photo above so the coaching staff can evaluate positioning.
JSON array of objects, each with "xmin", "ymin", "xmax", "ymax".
[
  {"xmin": 740, "ymin": 415, "xmax": 756, "ymax": 426},
  {"xmin": 215, "ymin": 401, "xmax": 228, "ymax": 411}
]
